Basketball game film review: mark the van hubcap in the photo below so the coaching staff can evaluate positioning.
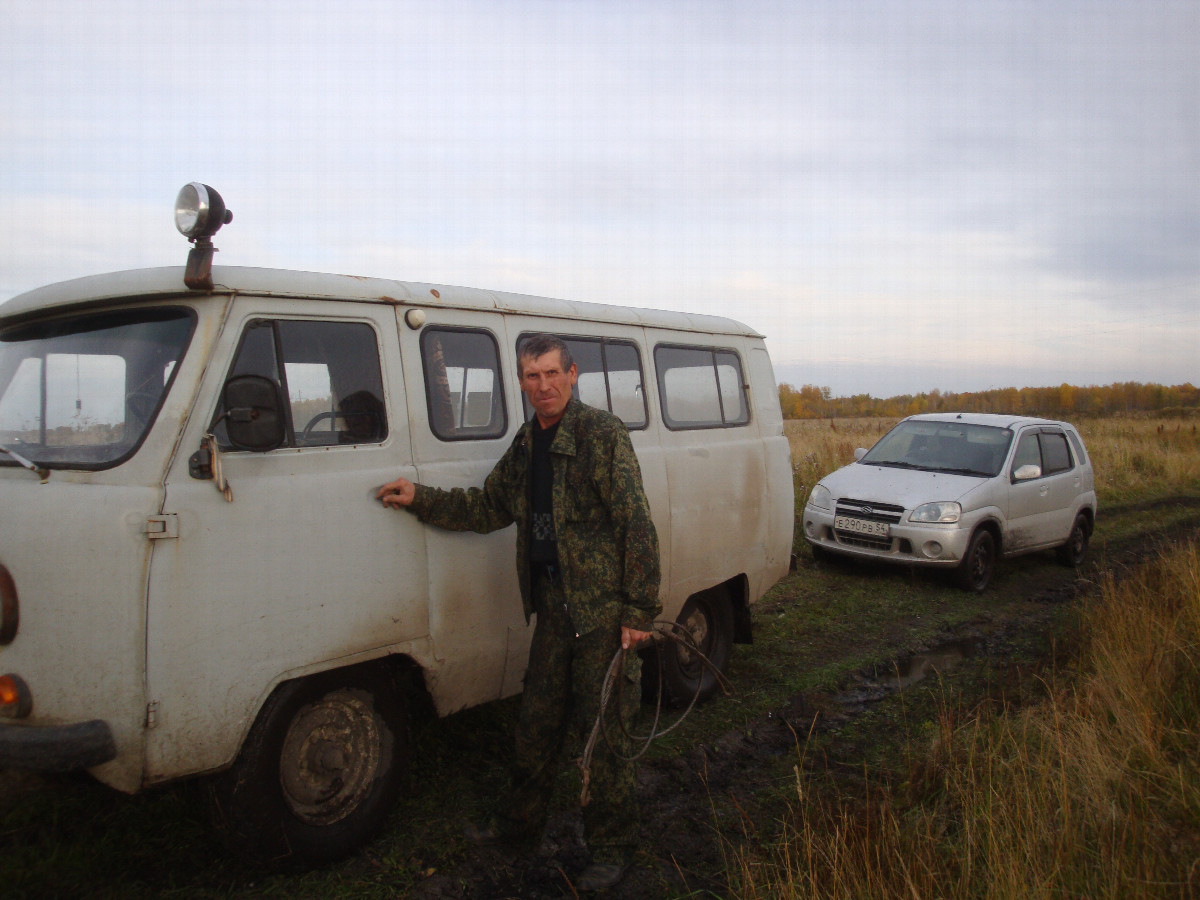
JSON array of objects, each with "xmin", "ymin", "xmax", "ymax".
[{"xmin": 279, "ymin": 690, "xmax": 383, "ymax": 825}]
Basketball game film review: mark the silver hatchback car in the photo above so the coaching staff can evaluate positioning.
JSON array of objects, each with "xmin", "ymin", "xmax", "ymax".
[{"xmin": 803, "ymin": 413, "xmax": 1097, "ymax": 591}]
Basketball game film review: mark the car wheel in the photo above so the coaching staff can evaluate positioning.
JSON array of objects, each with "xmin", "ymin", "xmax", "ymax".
[
  {"xmin": 1056, "ymin": 514, "xmax": 1090, "ymax": 568},
  {"xmin": 643, "ymin": 587, "xmax": 734, "ymax": 707},
  {"xmin": 207, "ymin": 668, "xmax": 408, "ymax": 870},
  {"xmin": 955, "ymin": 529, "xmax": 995, "ymax": 593}
]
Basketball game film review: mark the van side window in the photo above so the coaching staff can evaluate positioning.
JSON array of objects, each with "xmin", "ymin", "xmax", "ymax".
[
  {"xmin": 214, "ymin": 319, "xmax": 387, "ymax": 449},
  {"xmin": 420, "ymin": 327, "xmax": 507, "ymax": 440},
  {"xmin": 654, "ymin": 345, "xmax": 750, "ymax": 430},
  {"xmin": 517, "ymin": 334, "xmax": 647, "ymax": 429}
]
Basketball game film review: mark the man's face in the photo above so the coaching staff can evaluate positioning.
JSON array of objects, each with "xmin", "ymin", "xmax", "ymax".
[{"xmin": 520, "ymin": 349, "xmax": 578, "ymax": 426}]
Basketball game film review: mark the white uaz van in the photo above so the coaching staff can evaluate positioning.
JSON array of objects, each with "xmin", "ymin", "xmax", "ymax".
[
  {"xmin": 803, "ymin": 412, "xmax": 1096, "ymax": 591},
  {"xmin": 0, "ymin": 185, "xmax": 794, "ymax": 867}
]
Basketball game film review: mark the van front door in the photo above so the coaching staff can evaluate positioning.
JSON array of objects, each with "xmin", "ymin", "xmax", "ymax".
[{"xmin": 145, "ymin": 299, "xmax": 426, "ymax": 782}]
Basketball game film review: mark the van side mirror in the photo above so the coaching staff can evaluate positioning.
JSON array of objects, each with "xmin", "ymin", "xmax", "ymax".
[
  {"xmin": 1013, "ymin": 463, "xmax": 1041, "ymax": 482},
  {"xmin": 222, "ymin": 375, "xmax": 285, "ymax": 452}
]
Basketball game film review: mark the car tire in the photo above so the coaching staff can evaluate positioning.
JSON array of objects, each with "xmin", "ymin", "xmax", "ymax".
[
  {"xmin": 207, "ymin": 667, "xmax": 408, "ymax": 870},
  {"xmin": 643, "ymin": 587, "xmax": 734, "ymax": 707},
  {"xmin": 955, "ymin": 529, "xmax": 995, "ymax": 593},
  {"xmin": 1056, "ymin": 514, "xmax": 1090, "ymax": 568}
]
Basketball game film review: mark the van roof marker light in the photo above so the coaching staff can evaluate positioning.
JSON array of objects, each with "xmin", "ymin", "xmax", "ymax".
[{"xmin": 175, "ymin": 182, "xmax": 233, "ymax": 292}]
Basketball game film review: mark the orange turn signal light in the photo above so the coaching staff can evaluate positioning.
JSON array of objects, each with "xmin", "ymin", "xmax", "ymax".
[{"xmin": 0, "ymin": 674, "xmax": 32, "ymax": 718}]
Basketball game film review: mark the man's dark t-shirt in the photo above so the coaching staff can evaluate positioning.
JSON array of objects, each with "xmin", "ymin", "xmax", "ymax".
[{"xmin": 529, "ymin": 419, "xmax": 559, "ymax": 565}]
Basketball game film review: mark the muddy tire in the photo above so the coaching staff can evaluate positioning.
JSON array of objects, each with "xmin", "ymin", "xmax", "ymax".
[
  {"xmin": 644, "ymin": 587, "xmax": 734, "ymax": 706},
  {"xmin": 955, "ymin": 529, "xmax": 995, "ymax": 593},
  {"xmin": 207, "ymin": 667, "xmax": 408, "ymax": 870},
  {"xmin": 1056, "ymin": 514, "xmax": 1090, "ymax": 568}
]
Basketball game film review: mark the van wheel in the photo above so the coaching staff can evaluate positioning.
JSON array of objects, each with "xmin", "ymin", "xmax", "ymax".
[
  {"xmin": 1056, "ymin": 514, "xmax": 1090, "ymax": 568},
  {"xmin": 207, "ymin": 668, "xmax": 407, "ymax": 870},
  {"xmin": 644, "ymin": 588, "xmax": 734, "ymax": 707},
  {"xmin": 955, "ymin": 529, "xmax": 995, "ymax": 593}
]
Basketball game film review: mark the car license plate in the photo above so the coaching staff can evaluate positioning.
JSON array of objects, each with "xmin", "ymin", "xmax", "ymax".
[{"xmin": 835, "ymin": 516, "xmax": 890, "ymax": 538}]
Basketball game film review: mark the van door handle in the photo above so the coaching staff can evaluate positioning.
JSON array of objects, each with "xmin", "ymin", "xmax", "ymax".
[{"xmin": 145, "ymin": 514, "xmax": 179, "ymax": 540}]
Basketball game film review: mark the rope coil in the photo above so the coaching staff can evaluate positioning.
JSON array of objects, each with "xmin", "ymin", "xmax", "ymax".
[{"xmin": 578, "ymin": 620, "xmax": 732, "ymax": 806}]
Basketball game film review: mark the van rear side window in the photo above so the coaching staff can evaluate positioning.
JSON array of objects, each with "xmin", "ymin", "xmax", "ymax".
[
  {"xmin": 655, "ymin": 345, "xmax": 750, "ymax": 429},
  {"xmin": 213, "ymin": 319, "xmax": 387, "ymax": 448},
  {"xmin": 421, "ymin": 328, "xmax": 507, "ymax": 440}
]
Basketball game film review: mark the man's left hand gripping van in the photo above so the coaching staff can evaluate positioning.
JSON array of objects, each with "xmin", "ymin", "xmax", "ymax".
[{"xmin": 0, "ymin": 184, "xmax": 794, "ymax": 868}]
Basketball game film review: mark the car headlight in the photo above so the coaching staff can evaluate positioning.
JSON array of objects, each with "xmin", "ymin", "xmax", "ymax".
[
  {"xmin": 909, "ymin": 501, "xmax": 961, "ymax": 523},
  {"xmin": 808, "ymin": 484, "xmax": 832, "ymax": 510}
]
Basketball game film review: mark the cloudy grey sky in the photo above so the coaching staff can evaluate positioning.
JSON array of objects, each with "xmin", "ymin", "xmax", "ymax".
[{"xmin": 2, "ymin": 0, "xmax": 1196, "ymax": 396}]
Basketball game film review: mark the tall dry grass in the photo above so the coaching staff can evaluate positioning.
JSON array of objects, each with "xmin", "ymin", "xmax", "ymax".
[
  {"xmin": 729, "ymin": 538, "xmax": 1200, "ymax": 900},
  {"xmin": 787, "ymin": 416, "xmax": 1200, "ymax": 507},
  {"xmin": 1080, "ymin": 418, "xmax": 1200, "ymax": 503}
]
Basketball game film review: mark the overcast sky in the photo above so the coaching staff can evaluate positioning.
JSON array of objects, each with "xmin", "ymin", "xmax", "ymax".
[{"xmin": 2, "ymin": 0, "xmax": 1196, "ymax": 397}]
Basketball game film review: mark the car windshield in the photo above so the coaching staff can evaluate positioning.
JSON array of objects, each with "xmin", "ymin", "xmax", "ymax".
[
  {"xmin": 0, "ymin": 307, "xmax": 195, "ymax": 469},
  {"xmin": 861, "ymin": 420, "xmax": 1013, "ymax": 477}
]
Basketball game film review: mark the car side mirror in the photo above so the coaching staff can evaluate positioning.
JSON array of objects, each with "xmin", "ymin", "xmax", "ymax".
[
  {"xmin": 1013, "ymin": 463, "xmax": 1041, "ymax": 482},
  {"xmin": 222, "ymin": 375, "xmax": 285, "ymax": 452},
  {"xmin": 853, "ymin": 447, "xmax": 868, "ymax": 461}
]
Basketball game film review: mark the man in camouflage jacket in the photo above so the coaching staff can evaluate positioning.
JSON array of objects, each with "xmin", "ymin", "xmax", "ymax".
[{"xmin": 377, "ymin": 334, "xmax": 661, "ymax": 886}]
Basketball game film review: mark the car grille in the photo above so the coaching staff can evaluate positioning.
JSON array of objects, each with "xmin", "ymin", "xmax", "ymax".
[{"xmin": 833, "ymin": 498, "xmax": 905, "ymax": 551}]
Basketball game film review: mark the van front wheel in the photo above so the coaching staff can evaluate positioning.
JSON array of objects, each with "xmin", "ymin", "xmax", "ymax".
[
  {"xmin": 208, "ymin": 668, "xmax": 408, "ymax": 870},
  {"xmin": 644, "ymin": 588, "xmax": 734, "ymax": 707}
]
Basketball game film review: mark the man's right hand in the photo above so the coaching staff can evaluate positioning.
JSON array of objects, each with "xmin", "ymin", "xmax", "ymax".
[{"xmin": 377, "ymin": 477, "xmax": 416, "ymax": 508}]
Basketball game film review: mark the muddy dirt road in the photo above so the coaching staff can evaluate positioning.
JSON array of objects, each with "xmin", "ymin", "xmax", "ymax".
[{"xmin": 405, "ymin": 501, "xmax": 1200, "ymax": 899}]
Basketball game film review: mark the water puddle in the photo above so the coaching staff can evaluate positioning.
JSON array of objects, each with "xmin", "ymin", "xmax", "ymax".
[
  {"xmin": 891, "ymin": 638, "xmax": 979, "ymax": 688},
  {"xmin": 837, "ymin": 637, "xmax": 983, "ymax": 712}
]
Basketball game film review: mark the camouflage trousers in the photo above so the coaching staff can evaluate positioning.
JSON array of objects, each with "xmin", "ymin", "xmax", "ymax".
[{"xmin": 499, "ymin": 572, "xmax": 642, "ymax": 865}]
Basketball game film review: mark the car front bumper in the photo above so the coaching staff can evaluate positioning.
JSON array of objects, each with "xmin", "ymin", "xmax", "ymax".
[{"xmin": 803, "ymin": 503, "xmax": 973, "ymax": 568}]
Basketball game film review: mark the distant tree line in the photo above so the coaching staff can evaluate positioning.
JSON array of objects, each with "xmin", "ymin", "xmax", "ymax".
[{"xmin": 778, "ymin": 381, "xmax": 1200, "ymax": 420}]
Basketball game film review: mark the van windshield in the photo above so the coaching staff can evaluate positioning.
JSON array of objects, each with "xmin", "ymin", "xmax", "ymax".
[
  {"xmin": 0, "ymin": 307, "xmax": 195, "ymax": 469},
  {"xmin": 861, "ymin": 420, "xmax": 1014, "ymax": 477}
]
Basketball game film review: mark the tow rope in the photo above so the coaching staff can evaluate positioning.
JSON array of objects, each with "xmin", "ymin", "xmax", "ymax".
[{"xmin": 578, "ymin": 620, "xmax": 732, "ymax": 806}]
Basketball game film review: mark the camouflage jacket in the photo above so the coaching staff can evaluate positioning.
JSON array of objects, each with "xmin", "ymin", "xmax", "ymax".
[{"xmin": 408, "ymin": 400, "xmax": 662, "ymax": 635}]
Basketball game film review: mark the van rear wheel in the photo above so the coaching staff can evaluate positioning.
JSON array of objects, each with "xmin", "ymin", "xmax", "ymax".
[
  {"xmin": 208, "ymin": 667, "xmax": 408, "ymax": 870},
  {"xmin": 644, "ymin": 588, "xmax": 734, "ymax": 707}
]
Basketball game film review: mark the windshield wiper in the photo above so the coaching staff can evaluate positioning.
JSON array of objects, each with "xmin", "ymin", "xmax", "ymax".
[
  {"xmin": 934, "ymin": 466, "xmax": 991, "ymax": 477},
  {"xmin": 0, "ymin": 442, "xmax": 49, "ymax": 481},
  {"xmin": 867, "ymin": 460, "xmax": 924, "ymax": 470}
]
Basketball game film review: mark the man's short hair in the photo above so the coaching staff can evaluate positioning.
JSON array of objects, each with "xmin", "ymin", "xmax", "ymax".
[{"xmin": 518, "ymin": 333, "xmax": 573, "ymax": 375}]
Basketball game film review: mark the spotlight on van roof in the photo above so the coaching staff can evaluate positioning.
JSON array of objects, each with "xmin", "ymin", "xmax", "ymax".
[
  {"xmin": 175, "ymin": 183, "xmax": 233, "ymax": 291},
  {"xmin": 175, "ymin": 183, "xmax": 232, "ymax": 240}
]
